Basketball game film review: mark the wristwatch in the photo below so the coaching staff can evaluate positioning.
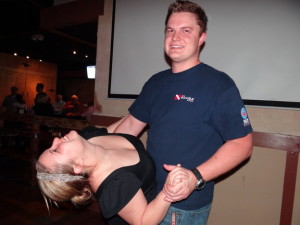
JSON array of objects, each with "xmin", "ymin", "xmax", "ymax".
[{"xmin": 191, "ymin": 168, "xmax": 206, "ymax": 190}]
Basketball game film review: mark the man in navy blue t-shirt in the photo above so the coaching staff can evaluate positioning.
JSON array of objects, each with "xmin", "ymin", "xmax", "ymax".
[{"xmin": 115, "ymin": 1, "xmax": 253, "ymax": 225}]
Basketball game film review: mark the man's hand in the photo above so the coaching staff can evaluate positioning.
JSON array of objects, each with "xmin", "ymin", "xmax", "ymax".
[{"xmin": 163, "ymin": 164, "xmax": 195, "ymax": 202}]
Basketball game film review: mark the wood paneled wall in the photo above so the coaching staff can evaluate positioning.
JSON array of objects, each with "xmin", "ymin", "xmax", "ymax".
[{"xmin": 0, "ymin": 52, "xmax": 57, "ymax": 107}]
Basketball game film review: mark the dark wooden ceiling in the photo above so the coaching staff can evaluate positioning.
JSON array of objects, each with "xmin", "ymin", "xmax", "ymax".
[{"xmin": 0, "ymin": 0, "xmax": 104, "ymax": 76}]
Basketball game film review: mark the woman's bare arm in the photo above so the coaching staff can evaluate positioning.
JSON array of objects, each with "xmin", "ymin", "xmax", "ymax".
[
  {"xmin": 117, "ymin": 166, "xmax": 188, "ymax": 225},
  {"xmin": 118, "ymin": 189, "xmax": 170, "ymax": 225}
]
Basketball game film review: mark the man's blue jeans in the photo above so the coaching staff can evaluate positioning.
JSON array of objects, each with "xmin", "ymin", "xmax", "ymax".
[{"xmin": 159, "ymin": 203, "xmax": 212, "ymax": 225}]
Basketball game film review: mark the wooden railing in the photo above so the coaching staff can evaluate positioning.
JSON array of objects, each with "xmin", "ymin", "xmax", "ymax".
[{"xmin": 253, "ymin": 131, "xmax": 300, "ymax": 225}]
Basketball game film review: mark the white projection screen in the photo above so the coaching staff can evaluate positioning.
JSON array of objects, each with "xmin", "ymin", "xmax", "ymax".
[{"xmin": 108, "ymin": 0, "xmax": 300, "ymax": 109}]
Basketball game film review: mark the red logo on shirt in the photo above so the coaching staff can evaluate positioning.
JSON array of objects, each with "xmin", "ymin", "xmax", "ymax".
[
  {"xmin": 174, "ymin": 95, "xmax": 182, "ymax": 100},
  {"xmin": 173, "ymin": 94, "xmax": 195, "ymax": 102}
]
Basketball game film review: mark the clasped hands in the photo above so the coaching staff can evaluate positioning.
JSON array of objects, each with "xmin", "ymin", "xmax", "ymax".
[{"xmin": 163, "ymin": 164, "xmax": 195, "ymax": 202}]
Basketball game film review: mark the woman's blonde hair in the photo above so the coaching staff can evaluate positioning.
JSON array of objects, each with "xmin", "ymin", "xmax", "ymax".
[{"xmin": 36, "ymin": 161, "xmax": 93, "ymax": 206}]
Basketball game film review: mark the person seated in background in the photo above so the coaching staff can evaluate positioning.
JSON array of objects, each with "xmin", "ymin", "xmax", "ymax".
[
  {"xmin": 36, "ymin": 125, "xmax": 188, "ymax": 225},
  {"xmin": 81, "ymin": 101, "xmax": 96, "ymax": 122},
  {"xmin": 52, "ymin": 94, "xmax": 65, "ymax": 116},
  {"xmin": 63, "ymin": 95, "xmax": 83, "ymax": 117},
  {"xmin": 33, "ymin": 83, "xmax": 53, "ymax": 116},
  {"xmin": 1, "ymin": 93, "xmax": 26, "ymax": 148},
  {"xmin": 2, "ymin": 86, "xmax": 19, "ymax": 113}
]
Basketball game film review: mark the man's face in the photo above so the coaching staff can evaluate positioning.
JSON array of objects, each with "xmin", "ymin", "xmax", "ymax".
[
  {"xmin": 164, "ymin": 12, "xmax": 206, "ymax": 68},
  {"xmin": 36, "ymin": 85, "xmax": 42, "ymax": 92}
]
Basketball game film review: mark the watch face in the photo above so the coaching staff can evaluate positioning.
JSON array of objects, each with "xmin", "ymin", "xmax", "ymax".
[{"xmin": 195, "ymin": 179, "xmax": 206, "ymax": 190}]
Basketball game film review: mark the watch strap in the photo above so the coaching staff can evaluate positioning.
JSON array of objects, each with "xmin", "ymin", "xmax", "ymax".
[
  {"xmin": 191, "ymin": 168, "xmax": 203, "ymax": 180},
  {"xmin": 191, "ymin": 168, "xmax": 206, "ymax": 190}
]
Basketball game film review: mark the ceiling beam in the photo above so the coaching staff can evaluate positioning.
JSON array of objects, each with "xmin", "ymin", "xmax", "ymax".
[
  {"xmin": 40, "ymin": 0, "xmax": 104, "ymax": 29},
  {"xmin": 43, "ymin": 27, "xmax": 97, "ymax": 48}
]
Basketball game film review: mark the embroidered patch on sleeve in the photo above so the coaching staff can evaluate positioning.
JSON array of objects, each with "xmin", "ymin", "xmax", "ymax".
[{"xmin": 241, "ymin": 107, "xmax": 251, "ymax": 126}]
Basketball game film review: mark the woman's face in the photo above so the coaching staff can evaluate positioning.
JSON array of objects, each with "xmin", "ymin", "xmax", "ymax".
[{"xmin": 38, "ymin": 130, "xmax": 85, "ymax": 172}]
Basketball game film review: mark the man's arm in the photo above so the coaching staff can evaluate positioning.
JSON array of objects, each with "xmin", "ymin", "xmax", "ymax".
[
  {"xmin": 112, "ymin": 114, "xmax": 147, "ymax": 136},
  {"xmin": 164, "ymin": 133, "xmax": 253, "ymax": 201}
]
